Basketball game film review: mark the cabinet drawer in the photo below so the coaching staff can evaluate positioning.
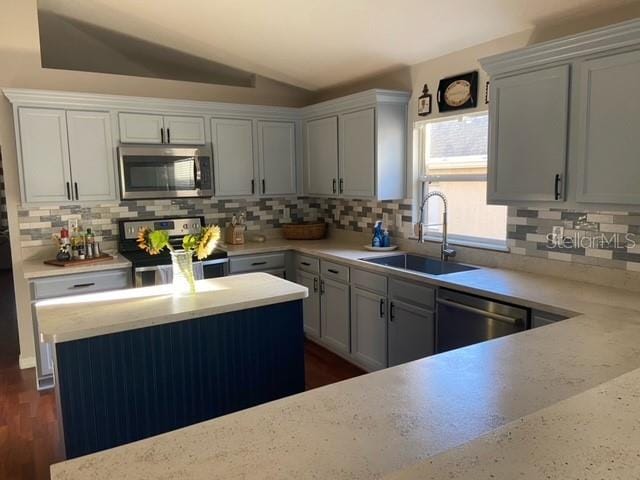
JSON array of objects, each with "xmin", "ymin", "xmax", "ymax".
[
  {"xmin": 351, "ymin": 268, "xmax": 387, "ymax": 295},
  {"xmin": 296, "ymin": 254, "xmax": 320, "ymax": 274},
  {"xmin": 32, "ymin": 269, "xmax": 131, "ymax": 300},
  {"xmin": 229, "ymin": 253, "xmax": 286, "ymax": 274},
  {"xmin": 388, "ymin": 277, "xmax": 435, "ymax": 311},
  {"xmin": 321, "ymin": 260, "xmax": 350, "ymax": 283}
]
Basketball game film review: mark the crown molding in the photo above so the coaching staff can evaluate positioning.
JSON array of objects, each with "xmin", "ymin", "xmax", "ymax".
[
  {"xmin": 2, "ymin": 88, "xmax": 410, "ymax": 121},
  {"xmin": 2, "ymin": 88, "xmax": 302, "ymax": 120},
  {"xmin": 301, "ymin": 89, "xmax": 410, "ymax": 119},
  {"xmin": 479, "ymin": 18, "xmax": 640, "ymax": 76}
]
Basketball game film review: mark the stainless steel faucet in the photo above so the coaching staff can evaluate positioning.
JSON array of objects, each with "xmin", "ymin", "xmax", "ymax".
[{"xmin": 416, "ymin": 191, "xmax": 456, "ymax": 261}]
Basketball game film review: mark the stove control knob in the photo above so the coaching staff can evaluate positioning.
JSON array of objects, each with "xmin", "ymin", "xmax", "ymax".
[{"xmin": 183, "ymin": 224, "xmax": 188, "ymax": 230}]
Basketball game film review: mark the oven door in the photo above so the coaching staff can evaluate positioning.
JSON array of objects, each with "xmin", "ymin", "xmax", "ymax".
[
  {"xmin": 202, "ymin": 259, "xmax": 229, "ymax": 279},
  {"xmin": 118, "ymin": 145, "xmax": 213, "ymax": 199},
  {"xmin": 134, "ymin": 262, "xmax": 206, "ymax": 287}
]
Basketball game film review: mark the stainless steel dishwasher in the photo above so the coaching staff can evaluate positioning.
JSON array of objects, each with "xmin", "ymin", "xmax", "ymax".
[{"xmin": 436, "ymin": 288, "xmax": 529, "ymax": 353}]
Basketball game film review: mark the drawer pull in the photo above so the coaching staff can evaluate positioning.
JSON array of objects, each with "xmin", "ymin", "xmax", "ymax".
[
  {"xmin": 71, "ymin": 283, "xmax": 95, "ymax": 289},
  {"xmin": 327, "ymin": 268, "xmax": 339, "ymax": 274},
  {"xmin": 301, "ymin": 261, "xmax": 311, "ymax": 266},
  {"xmin": 251, "ymin": 261, "xmax": 267, "ymax": 266}
]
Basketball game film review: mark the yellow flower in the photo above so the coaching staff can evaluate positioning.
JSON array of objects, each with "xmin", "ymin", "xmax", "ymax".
[
  {"xmin": 137, "ymin": 227, "xmax": 162, "ymax": 255},
  {"xmin": 196, "ymin": 225, "xmax": 221, "ymax": 260}
]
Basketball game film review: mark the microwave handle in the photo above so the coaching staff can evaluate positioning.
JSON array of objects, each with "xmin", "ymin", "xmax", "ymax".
[{"xmin": 194, "ymin": 158, "xmax": 202, "ymax": 189}]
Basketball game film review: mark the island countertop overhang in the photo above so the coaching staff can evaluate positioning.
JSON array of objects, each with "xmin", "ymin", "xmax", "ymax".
[{"xmin": 36, "ymin": 273, "xmax": 308, "ymax": 343}]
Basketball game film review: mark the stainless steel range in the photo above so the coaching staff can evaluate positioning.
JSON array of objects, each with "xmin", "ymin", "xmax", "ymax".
[{"xmin": 118, "ymin": 216, "xmax": 228, "ymax": 287}]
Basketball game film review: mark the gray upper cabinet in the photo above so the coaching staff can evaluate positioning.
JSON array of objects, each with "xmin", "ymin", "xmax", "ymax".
[
  {"xmin": 488, "ymin": 65, "xmax": 570, "ymax": 203},
  {"xmin": 17, "ymin": 108, "xmax": 117, "ymax": 204},
  {"xmin": 575, "ymin": 49, "xmax": 640, "ymax": 205},
  {"xmin": 119, "ymin": 113, "xmax": 205, "ymax": 144},
  {"xmin": 118, "ymin": 113, "xmax": 164, "ymax": 144},
  {"xmin": 302, "ymin": 90, "xmax": 409, "ymax": 200},
  {"xmin": 305, "ymin": 116, "xmax": 339, "ymax": 196},
  {"xmin": 339, "ymin": 108, "xmax": 375, "ymax": 197},
  {"xmin": 66, "ymin": 111, "xmax": 117, "ymax": 202},
  {"xmin": 163, "ymin": 115, "xmax": 206, "ymax": 145},
  {"xmin": 18, "ymin": 108, "xmax": 72, "ymax": 203},
  {"xmin": 258, "ymin": 121, "xmax": 296, "ymax": 196},
  {"xmin": 211, "ymin": 118, "xmax": 255, "ymax": 197},
  {"xmin": 480, "ymin": 19, "xmax": 640, "ymax": 209}
]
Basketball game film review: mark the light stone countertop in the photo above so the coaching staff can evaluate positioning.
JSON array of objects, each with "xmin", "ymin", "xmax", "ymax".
[
  {"xmin": 23, "ymin": 253, "xmax": 132, "ymax": 279},
  {"xmin": 37, "ymin": 273, "xmax": 307, "ymax": 343},
  {"xmin": 384, "ymin": 366, "xmax": 640, "ymax": 480},
  {"xmin": 50, "ymin": 238, "xmax": 640, "ymax": 479}
]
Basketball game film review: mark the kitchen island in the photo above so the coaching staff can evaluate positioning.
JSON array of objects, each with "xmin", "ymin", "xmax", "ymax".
[{"xmin": 36, "ymin": 273, "xmax": 308, "ymax": 459}]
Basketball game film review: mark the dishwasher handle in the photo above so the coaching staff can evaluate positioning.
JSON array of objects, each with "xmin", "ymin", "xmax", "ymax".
[{"xmin": 436, "ymin": 298, "xmax": 522, "ymax": 325}]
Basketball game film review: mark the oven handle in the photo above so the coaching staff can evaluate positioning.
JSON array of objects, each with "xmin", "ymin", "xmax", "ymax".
[
  {"xmin": 201, "ymin": 258, "xmax": 229, "ymax": 266},
  {"xmin": 436, "ymin": 298, "xmax": 521, "ymax": 325}
]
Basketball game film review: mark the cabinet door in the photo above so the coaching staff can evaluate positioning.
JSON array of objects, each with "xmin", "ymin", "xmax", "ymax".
[
  {"xmin": 351, "ymin": 287, "xmax": 387, "ymax": 371},
  {"xmin": 164, "ymin": 115, "xmax": 206, "ymax": 145},
  {"xmin": 339, "ymin": 108, "xmax": 375, "ymax": 197},
  {"xmin": 388, "ymin": 300, "xmax": 434, "ymax": 367},
  {"xmin": 66, "ymin": 111, "xmax": 117, "ymax": 201},
  {"xmin": 211, "ymin": 118, "xmax": 255, "ymax": 196},
  {"xmin": 297, "ymin": 270, "xmax": 321, "ymax": 338},
  {"xmin": 18, "ymin": 108, "xmax": 72, "ymax": 203},
  {"xmin": 305, "ymin": 116, "xmax": 338, "ymax": 196},
  {"xmin": 488, "ymin": 65, "xmax": 570, "ymax": 203},
  {"xmin": 258, "ymin": 121, "xmax": 296, "ymax": 195},
  {"xmin": 320, "ymin": 277, "xmax": 350, "ymax": 355},
  {"xmin": 118, "ymin": 113, "xmax": 164, "ymax": 143},
  {"xmin": 576, "ymin": 50, "xmax": 640, "ymax": 205}
]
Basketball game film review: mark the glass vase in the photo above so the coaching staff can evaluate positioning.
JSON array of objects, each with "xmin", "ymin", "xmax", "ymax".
[{"xmin": 171, "ymin": 250, "xmax": 196, "ymax": 295}]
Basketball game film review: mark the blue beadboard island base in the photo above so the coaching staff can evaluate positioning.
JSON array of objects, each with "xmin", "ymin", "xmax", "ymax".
[{"xmin": 55, "ymin": 299, "xmax": 304, "ymax": 459}]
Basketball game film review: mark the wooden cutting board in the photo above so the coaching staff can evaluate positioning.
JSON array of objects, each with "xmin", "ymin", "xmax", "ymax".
[{"xmin": 43, "ymin": 253, "xmax": 114, "ymax": 267}]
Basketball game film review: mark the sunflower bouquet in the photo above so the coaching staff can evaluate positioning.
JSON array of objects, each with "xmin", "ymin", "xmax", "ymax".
[{"xmin": 137, "ymin": 225, "xmax": 221, "ymax": 293}]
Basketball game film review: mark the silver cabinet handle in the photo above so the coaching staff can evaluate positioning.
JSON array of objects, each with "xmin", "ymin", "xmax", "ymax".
[
  {"xmin": 313, "ymin": 277, "xmax": 318, "ymax": 292},
  {"xmin": 436, "ymin": 298, "xmax": 521, "ymax": 325},
  {"xmin": 251, "ymin": 261, "xmax": 267, "ymax": 266},
  {"xmin": 320, "ymin": 279, "xmax": 325, "ymax": 295},
  {"xmin": 71, "ymin": 282, "xmax": 95, "ymax": 289},
  {"xmin": 379, "ymin": 298, "xmax": 385, "ymax": 318}
]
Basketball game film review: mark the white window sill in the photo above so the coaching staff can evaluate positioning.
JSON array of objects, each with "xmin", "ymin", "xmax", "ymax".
[{"xmin": 407, "ymin": 235, "xmax": 510, "ymax": 253}]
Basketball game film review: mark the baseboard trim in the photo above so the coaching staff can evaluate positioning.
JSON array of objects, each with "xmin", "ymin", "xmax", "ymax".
[{"xmin": 19, "ymin": 355, "xmax": 36, "ymax": 370}]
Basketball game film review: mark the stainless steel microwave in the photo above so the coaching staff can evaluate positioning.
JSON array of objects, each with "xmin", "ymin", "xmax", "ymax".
[{"xmin": 118, "ymin": 145, "xmax": 214, "ymax": 200}]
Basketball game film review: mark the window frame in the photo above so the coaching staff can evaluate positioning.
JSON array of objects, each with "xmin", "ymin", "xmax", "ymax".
[{"xmin": 414, "ymin": 111, "xmax": 508, "ymax": 252}]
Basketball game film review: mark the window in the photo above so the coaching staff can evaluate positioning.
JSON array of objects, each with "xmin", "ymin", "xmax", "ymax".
[{"xmin": 415, "ymin": 112, "xmax": 507, "ymax": 249}]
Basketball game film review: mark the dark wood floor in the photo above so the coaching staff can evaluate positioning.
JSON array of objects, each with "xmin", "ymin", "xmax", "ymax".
[{"xmin": 0, "ymin": 269, "xmax": 365, "ymax": 479}]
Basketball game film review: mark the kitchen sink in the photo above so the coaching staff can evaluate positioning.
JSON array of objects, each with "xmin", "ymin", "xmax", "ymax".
[{"xmin": 361, "ymin": 253, "xmax": 479, "ymax": 276}]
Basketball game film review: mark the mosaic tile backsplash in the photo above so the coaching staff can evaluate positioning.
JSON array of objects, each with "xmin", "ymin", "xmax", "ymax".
[
  {"xmin": 17, "ymin": 197, "xmax": 640, "ymax": 271},
  {"xmin": 18, "ymin": 197, "xmax": 319, "ymax": 247}
]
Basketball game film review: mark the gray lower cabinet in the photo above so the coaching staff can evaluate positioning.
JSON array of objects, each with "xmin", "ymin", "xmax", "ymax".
[
  {"xmin": 388, "ymin": 299, "xmax": 435, "ymax": 367},
  {"xmin": 30, "ymin": 268, "xmax": 131, "ymax": 390},
  {"xmin": 350, "ymin": 287, "xmax": 387, "ymax": 371},
  {"xmin": 320, "ymin": 276, "xmax": 350, "ymax": 355},
  {"xmin": 228, "ymin": 252, "xmax": 287, "ymax": 278},
  {"xmin": 296, "ymin": 269, "xmax": 320, "ymax": 338}
]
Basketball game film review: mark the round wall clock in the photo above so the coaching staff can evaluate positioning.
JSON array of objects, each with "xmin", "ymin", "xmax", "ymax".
[{"xmin": 437, "ymin": 71, "xmax": 479, "ymax": 112}]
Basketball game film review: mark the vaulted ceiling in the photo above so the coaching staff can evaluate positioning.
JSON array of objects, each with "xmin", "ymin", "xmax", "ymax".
[{"xmin": 38, "ymin": 0, "xmax": 636, "ymax": 90}]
